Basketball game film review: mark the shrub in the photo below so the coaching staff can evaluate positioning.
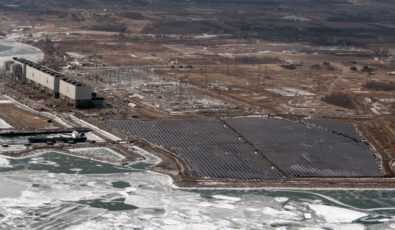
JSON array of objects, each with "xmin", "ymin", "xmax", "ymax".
[{"xmin": 322, "ymin": 92, "xmax": 355, "ymax": 109}]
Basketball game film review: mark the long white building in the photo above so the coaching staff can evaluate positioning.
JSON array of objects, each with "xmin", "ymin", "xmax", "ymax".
[
  {"xmin": 25, "ymin": 63, "xmax": 60, "ymax": 97},
  {"xmin": 10, "ymin": 57, "xmax": 98, "ymax": 108}
]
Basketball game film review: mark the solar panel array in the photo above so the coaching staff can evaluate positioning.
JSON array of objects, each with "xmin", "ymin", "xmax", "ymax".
[
  {"xmin": 110, "ymin": 117, "xmax": 383, "ymax": 179},
  {"xmin": 110, "ymin": 119, "xmax": 283, "ymax": 180},
  {"xmin": 303, "ymin": 119, "xmax": 363, "ymax": 142},
  {"xmin": 224, "ymin": 117, "xmax": 383, "ymax": 177}
]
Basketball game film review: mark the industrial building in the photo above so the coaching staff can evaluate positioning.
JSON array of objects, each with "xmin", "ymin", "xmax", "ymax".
[{"xmin": 6, "ymin": 57, "xmax": 100, "ymax": 108}]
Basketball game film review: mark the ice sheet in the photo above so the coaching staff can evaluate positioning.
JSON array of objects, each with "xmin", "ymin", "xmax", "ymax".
[
  {"xmin": 0, "ymin": 149, "xmax": 393, "ymax": 229},
  {"xmin": 69, "ymin": 147, "xmax": 125, "ymax": 163},
  {"xmin": 0, "ymin": 156, "xmax": 10, "ymax": 167},
  {"xmin": 211, "ymin": 195, "xmax": 241, "ymax": 202},
  {"xmin": 0, "ymin": 39, "xmax": 43, "ymax": 68},
  {"xmin": 309, "ymin": 204, "xmax": 368, "ymax": 223},
  {"xmin": 0, "ymin": 145, "xmax": 26, "ymax": 153}
]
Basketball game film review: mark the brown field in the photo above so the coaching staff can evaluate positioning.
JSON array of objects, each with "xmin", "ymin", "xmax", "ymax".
[
  {"xmin": 0, "ymin": 0, "xmax": 394, "ymax": 175},
  {"xmin": 0, "ymin": 104, "xmax": 60, "ymax": 129}
]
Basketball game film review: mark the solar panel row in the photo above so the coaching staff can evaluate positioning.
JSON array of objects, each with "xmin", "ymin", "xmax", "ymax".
[{"xmin": 303, "ymin": 119, "xmax": 363, "ymax": 142}]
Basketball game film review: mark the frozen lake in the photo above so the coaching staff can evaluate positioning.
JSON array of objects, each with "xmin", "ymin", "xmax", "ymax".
[
  {"xmin": 0, "ymin": 39, "xmax": 43, "ymax": 68},
  {"xmin": 0, "ymin": 152, "xmax": 394, "ymax": 229}
]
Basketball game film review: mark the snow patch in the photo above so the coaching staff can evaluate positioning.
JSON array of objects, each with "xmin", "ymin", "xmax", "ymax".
[
  {"xmin": 69, "ymin": 147, "xmax": 125, "ymax": 163},
  {"xmin": 212, "ymin": 195, "xmax": 241, "ymax": 202},
  {"xmin": 0, "ymin": 100, "xmax": 12, "ymax": 104},
  {"xmin": 66, "ymin": 114, "xmax": 122, "ymax": 141},
  {"xmin": 212, "ymin": 203, "xmax": 236, "ymax": 209},
  {"xmin": 262, "ymin": 207, "xmax": 303, "ymax": 221},
  {"xmin": 274, "ymin": 197, "xmax": 289, "ymax": 203},
  {"xmin": 0, "ymin": 144, "xmax": 26, "ymax": 153},
  {"xmin": 309, "ymin": 204, "xmax": 368, "ymax": 223},
  {"xmin": 124, "ymin": 194, "xmax": 163, "ymax": 208},
  {"xmin": 324, "ymin": 223, "xmax": 367, "ymax": 230},
  {"xmin": 0, "ymin": 118, "xmax": 12, "ymax": 129},
  {"xmin": 84, "ymin": 132, "xmax": 105, "ymax": 143},
  {"xmin": 0, "ymin": 156, "xmax": 10, "ymax": 167}
]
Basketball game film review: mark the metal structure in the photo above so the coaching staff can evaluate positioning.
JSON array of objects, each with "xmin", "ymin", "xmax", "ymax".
[{"xmin": 71, "ymin": 66, "xmax": 233, "ymax": 113}]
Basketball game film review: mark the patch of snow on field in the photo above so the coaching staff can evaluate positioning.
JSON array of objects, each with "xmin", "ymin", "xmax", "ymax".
[
  {"xmin": 283, "ymin": 88, "xmax": 315, "ymax": 96},
  {"xmin": 0, "ymin": 118, "xmax": 12, "ymax": 129},
  {"xmin": 267, "ymin": 88, "xmax": 315, "ymax": 96},
  {"xmin": 379, "ymin": 98, "xmax": 395, "ymax": 103},
  {"xmin": 67, "ymin": 114, "xmax": 122, "ymax": 141},
  {"xmin": 84, "ymin": 132, "xmax": 105, "ymax": 143},
  {"xmin": 266, "ymin": 88, "xmax": 296, "ymax": 96},
  {"xmin": 65, "ymin": 52, "xmax": 85, "ymax": 59},
  {"xmin": 0, "ymin": 100, "xmax": 12, "ymax": 104}
]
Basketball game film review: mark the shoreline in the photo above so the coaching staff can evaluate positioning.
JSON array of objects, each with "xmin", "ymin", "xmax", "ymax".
[
  {"xmin": 5, "ymin": 149, "xmax": 395, "ymax": 191},
  {"xmin": 146, "ymin": 143, "xmax": 395, "ymax": 190},
  {"xmin": 2, "ymin": 114, "xmax": 395, "ymax": 190},
  {"xmin": 2, "ymin": 139, "xmax": 395, "ymax": 191},
  {"xmin": 0, "ymin": 42, "xmax": 394, "ymax": 190},
  {"xmin": 130, "ymin": 135, "xmax": 395, "ymax": 190},
  {"xmin": 0, "ymin": 38, "xmax": 44, "ymax": 68}
]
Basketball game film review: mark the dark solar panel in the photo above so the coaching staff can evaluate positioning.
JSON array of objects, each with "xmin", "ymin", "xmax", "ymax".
[
  {"xmin": 303, "ymin": 119, "xmax": 364, "ymax": 142},
  {"xmin": 110, "ymin": 119, "xmax": 283, "ymax": 180},
  {"xmin": 110, "ymin": 117, "xmax": 383, "ymax": 179},
  {"xmin": 224, "ymin": 117, "xmax": 383, "ymax": 177}
]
